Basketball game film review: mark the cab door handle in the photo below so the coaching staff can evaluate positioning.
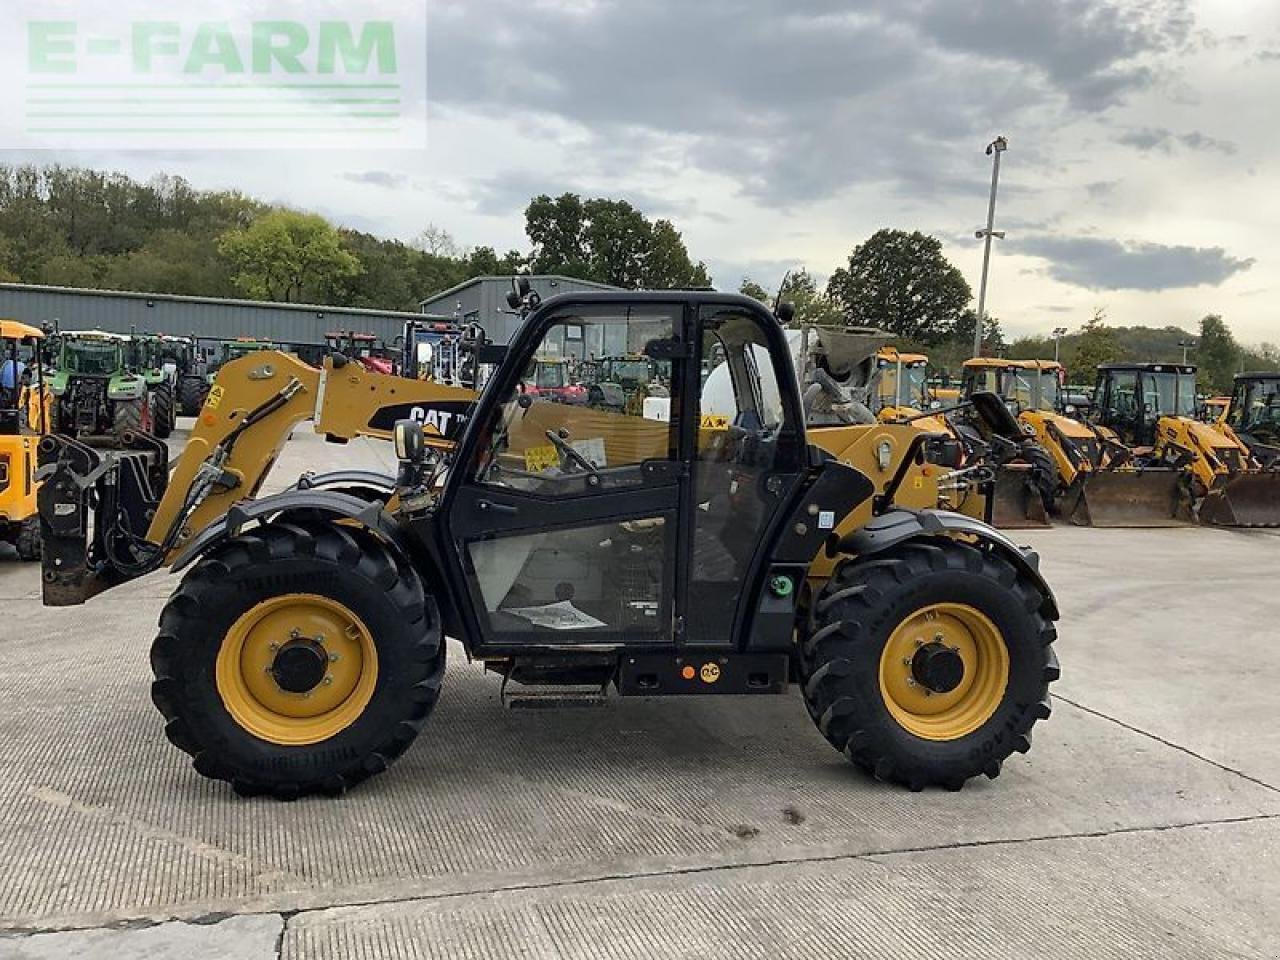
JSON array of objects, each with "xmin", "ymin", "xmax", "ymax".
[{"xmin": 476, "ymin": 499, "xmax": 518, "ymax": 516}]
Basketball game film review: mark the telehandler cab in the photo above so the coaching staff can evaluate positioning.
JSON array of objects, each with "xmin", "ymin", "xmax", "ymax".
[{"xmin": 37, "ymin": 291, "xmax": 1059, "ymax": 799}]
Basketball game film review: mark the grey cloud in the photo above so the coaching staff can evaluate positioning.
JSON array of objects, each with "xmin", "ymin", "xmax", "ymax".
[
  {"xmin": 1014, "ymin": 235, "xmax": 1254, "ymax": 290},
  {"xmin": 426, "ymin": 0, "xmax": 1196, "ymax": 208},
  {"xmin": 341, "ymin": 171, "xmax": 409, "ymax": 189},
  {"xmin": 1117, "ymin": 127, "xmax": 1237, "ymax": 155}
]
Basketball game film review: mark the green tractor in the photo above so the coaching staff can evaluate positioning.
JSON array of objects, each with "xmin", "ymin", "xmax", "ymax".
[
  {"xmin": 47, "ymin": 331, "xmax": 152, "ymax": 440},
  {"xmin": 125, "ymin": 333, "xmax": 186, "ymax": 439}
]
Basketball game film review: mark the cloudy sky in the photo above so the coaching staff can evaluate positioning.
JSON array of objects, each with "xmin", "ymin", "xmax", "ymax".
[{"xmin": 11, "ymin": 0, "xmax": 1280, "ymax": 344}]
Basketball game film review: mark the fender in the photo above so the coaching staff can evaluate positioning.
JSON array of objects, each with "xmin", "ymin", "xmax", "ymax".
[
  {"xmin": 171, "ymin": 489, "xmax": 410, "ymax": 572},
  {"xmin": 835, "ymin": 508, "xmax": 1058, "ymax": 618},
  {"xmin": 290, "ymin": 469, "xmax": 396, "ymax": 500}
]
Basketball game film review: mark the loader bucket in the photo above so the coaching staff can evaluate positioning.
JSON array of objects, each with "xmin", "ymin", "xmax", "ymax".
[
  {"xmin": 1197, "ymin": 471, "xmax": 1280, "ymax": 527},
  {"xmin": 987, "ymin": 464, "xmax": 1051, "ymax": 529},
  {"xmin": 1066, "ymin": 470, "xmax": 1187, "ymax": 527}
]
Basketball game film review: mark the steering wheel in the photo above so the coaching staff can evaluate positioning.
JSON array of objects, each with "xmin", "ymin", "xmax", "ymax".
[{"xmin": 545, "ymin": 429, "xmax": 599, "ymax": 476}]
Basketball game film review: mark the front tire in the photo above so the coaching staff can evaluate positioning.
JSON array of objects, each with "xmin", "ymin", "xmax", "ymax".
[
  {"xmin": 151, "ymin": 521, "xmax": 445, "ymax": 799},
  {"xmin": 801, "ymin": 538, "xmax": 1059, "ymax": 791},
  {"xmin": 112, "ymin": 397, "xmax": 146, "ymax": 438}
]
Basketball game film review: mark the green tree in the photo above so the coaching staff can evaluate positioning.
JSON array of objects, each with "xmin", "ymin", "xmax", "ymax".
[
  {"xmin": 778, "ymin": 269, "xmax": 842, "ymax": 326},
  {"xmin": 1196, "ymin": 314, "xmax": 1241, "ymax": 393},
  {"xmin": 526, "ymin": 193, "xmax": 590, "ymax": 278},
  {"xmin": 952, "ymin": 310, "xmax": 1006, "ymax": 357},
  {"xmin": 739, "ymin": 278, "xmax": 771, "ymax": 303},
  {"xmin": 641, "ymin": 219, "xmax": 710, "ymax": 289},
  {"xmin": 524, "ymin": 193, "xmax": 710, "ymax": 289},
  {"xmin": 217, "ymin": 210, "xmax": 361, "ymax": 302},
  {"xmin": 1068, "ymin": 310, "xmax": 1122, "ymax": 381},
  {"xmin": 826, "ymin": 229, "xmax": 972, "ymax": 343}
]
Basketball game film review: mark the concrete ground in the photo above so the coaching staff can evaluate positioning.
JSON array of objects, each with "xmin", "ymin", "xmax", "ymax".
[{"xmin": 1, "ymin": 421, "xmax": 1278, "ymax": 959}]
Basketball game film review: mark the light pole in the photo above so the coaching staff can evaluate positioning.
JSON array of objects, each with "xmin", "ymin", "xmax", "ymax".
[
  {"xmin": 1178, "ymin": 339, "xmax": 1195, "ymax": 364},
  {"xmin": 973, "ymin": 135, "xmax": 1008, "ymax": 358},
  {"xmin": 1052, "ymin": 326, "xmax": 1068, "ymax": 363}
]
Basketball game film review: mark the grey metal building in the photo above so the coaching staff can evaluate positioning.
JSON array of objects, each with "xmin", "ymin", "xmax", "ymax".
[
  {"xmin": 0, "ymin": 283, "xmax": 427, "ymax": 349},
  {"xmin": 418, "ymin": 275, "xmax": 621, "ymax": 345}
]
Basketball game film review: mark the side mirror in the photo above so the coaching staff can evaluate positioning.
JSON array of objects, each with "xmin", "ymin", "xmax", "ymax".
[
  {"xmin": 517, "ymin": 276, "xmax": 532, "ymax": 296},
  {"xmin": 393, "ymin": 419, "xmax": 425, "ymax": 464},
  {"xmin": 506, "ymin": 290, "xmax": 522, "ymax": 310}
]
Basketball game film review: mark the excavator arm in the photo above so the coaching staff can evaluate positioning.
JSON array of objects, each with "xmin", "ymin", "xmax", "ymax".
[{"xmin": 38, "ymin": 351, "xmax": 479, "ymax": 605}]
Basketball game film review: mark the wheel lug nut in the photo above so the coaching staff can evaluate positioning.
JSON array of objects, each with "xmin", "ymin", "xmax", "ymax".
[
  {"xmin": 329, "ymin": 653, "xmax": 340, "ymax": 663},
  {"xmin": 322, "ymin": 676, "xmax": 333, "ymax": 686},
  {"xmin": 289, "ymin": 629, "xmax": 300, "ymax": 640},
  {"xmin": 315, "ymin": 634, "xmax": 325, "ymax": 645},
  {"xmin": 269, "ymin": 642, "xmax": 279, "ymax": 652},
  {"xmin": 934, "ymin": 632, "xmax": 944, "ymax": 642}
]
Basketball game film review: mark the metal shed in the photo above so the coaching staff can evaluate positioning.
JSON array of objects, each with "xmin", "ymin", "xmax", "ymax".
[
  {"xmin": 0, "ymin": 283, "xmax": 427, "ymax": 351},
  {"xmin": 418, "ymin": 275, "xmax": 622, "ymax": 345}
]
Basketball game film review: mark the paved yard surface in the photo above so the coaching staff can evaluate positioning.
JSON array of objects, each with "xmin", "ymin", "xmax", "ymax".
[{"xmin": 1, "ymin": 422, "xmax": 1277, "ymax": 958}]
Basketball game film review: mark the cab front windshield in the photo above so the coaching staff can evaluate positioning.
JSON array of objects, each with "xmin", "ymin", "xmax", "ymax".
[
  {"xmin": 534, "ymin": 362, "xmax": 566, "ymax": 389},
  {"xmin": 880, "ymin": 363, "xmax": 929, "ymax": 407},
  {"xmin": 1144, "ymin": 371, "xmax": 1196, "ymax": 418},
  {"xmin": 1229, "ymin": 378, "xmax": 1280, "ymax": 437},
  {"xmin": 604, "ymin": 359, "xmax": 652, "ymax": 385},
  {"xmin": 63, "ymin": 340, "xmax": 121, "ymax": 376}
]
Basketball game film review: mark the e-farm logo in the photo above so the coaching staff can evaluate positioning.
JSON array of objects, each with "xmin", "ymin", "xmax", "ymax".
[{"xmin": 8, "ymin": 3, "xmax": 426, "ymax": 149}]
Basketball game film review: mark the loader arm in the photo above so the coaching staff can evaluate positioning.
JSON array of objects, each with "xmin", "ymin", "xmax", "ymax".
[
  {"xmin": 147, "ymin": 350, "xmax": 477, "ymax": 559},
  {"xmin": 39, "ymin": 351, "xmax": 479, "ymax": 605}
]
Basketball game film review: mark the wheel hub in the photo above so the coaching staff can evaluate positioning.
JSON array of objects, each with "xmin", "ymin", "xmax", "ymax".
[
  {"xmin": 911, "ymin": 641, "xmax": 965, "ymax": 694},
  {"xmin": 270, "ymin": 639, "xmax": 329, "ymax": 694}
]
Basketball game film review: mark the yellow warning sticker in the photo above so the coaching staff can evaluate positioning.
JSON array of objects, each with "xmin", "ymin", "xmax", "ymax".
[
  {"xmin": 700, "ymin": 663, "xmax": 721, "ymax": 684},
  {"xmin": 700, "ymin": 414, "xmax": 730, "ymax": 430},
  {"xmin": 524, "ymin": 444, "xmax": 559, "ymax": 473},
  {"xmin": 913, "ymin": 476, "xmax": 924, "ymax": 489},
  {"xmin": 204, "ymin": 385, "xmax": 225, "ymax": 410}
]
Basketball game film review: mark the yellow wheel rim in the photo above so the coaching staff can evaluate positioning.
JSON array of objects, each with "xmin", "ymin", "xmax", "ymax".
[
  {"xmin": 216, "ymin": 594, "xmax": 378, "ymax": 746},
  {"xmin": 878, "ymin": 602, "xmax": 1009, "ymax": 741}
]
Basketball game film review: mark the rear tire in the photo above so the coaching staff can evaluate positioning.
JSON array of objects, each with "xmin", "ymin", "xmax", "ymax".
[
  {"xmin": 112, "ymin": 397, "xmax": 146, "ymax": 438},
  {"xmin": 15, "ymin": 517, "xmax": 40, "ymax": 562},
  {"xmin": 800, "ymin": 538, "xmax": 1058, "ymax": 791},
  {"xmin": 178, "ymin": 376, "xmax": 207, "ymax": 417},
  {"xmin": 151, "ymin": 383, "xmax": 174, "ymax": 439},
  {"xmin": 150, "ymin": 521, "xmax": 445, "ymax": 799}
]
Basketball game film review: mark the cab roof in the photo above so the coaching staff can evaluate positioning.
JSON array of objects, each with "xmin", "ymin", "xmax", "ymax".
[
  {"xmin": 0, "ymin": 319, "xmax": 44, "ymax": 340},
  {"xmin": 876, "ymin": 347, "xmax": 929, "ymax": 364},
  {"xmin": 1235, "ymin": 371, "xmax": 1280, "ymax": 382},
  {"xmin": 964, "ymin": 357, "xmax": 1063, "ymax": 372},
  {"xmin": 1097, "ymin": 362, "xmax": 1195, "ymax": 375}
]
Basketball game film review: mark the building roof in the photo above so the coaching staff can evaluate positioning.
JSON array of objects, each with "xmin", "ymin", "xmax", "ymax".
[
  {"xmin": 417, "ymin": 274, "xmax": 621, "ymax": 307},
  {"xmin": 0, "ymin": 283, "xmax": 427, "ymax": 321}
]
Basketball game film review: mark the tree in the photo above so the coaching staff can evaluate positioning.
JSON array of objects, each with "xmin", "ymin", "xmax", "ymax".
[
  {"xmin": 641, "ymin": 219, "xmax": 710, "ymax": 289},
  {"xmin": 952, "ymin": 310, "xmax": 1006, "ymax": 357},
  {"xmin": 826, "ymin": 229, "xmax": 972, "ymax": 343},
  {"xmin": 740, "ymin": 278, "xmax": 771, "ymax": 304},
  {"xmin": 582, "ymin": 198, "xmax": 652, "ymax": 288},
  {"xmin": 1197, "ymin": 314, "xmax": 1241, "ymax": 393},
  {"xmin": 1068, "ymin": 309, "xmax": 1122, "ymax": 380},
  {"xmin": 778, "ymin": 269, "xmax": 842, "ymax": 326},
  {"xmin": 526, "ymin": 193, "xmax": 590, "ymax": 278},
  {"xmin": 524, "ymin": 193, "xmax": 710, "ymax": 289},
  {"xmin": 411, "ymin": 225, "xmax": 459, "ymax": 258},
  {"xmin": 217, "ymin": 210, "xmax": 361, "ymax": 302}
]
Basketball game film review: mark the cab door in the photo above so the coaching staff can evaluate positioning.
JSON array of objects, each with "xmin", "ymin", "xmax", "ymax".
[{"xmin": 442, "ymin": 301, "xmax": 688, "ymax": 649}]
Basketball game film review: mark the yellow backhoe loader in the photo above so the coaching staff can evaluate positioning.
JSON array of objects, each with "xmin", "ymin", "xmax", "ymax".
[
  {"xmin": 37, "ymin": 289, "xmax": 1058, "ymax": 798},
  {"xmin": 1224, "ymin": 372, "xmax": 1280, "ymax": 470},
  {"xmin": 1, "ymin": 320, "xmax": 48, "ymax": 560},
  {"xmin": 1084, "ymin": 363, "xmax": 1280, "ymax": 527}
]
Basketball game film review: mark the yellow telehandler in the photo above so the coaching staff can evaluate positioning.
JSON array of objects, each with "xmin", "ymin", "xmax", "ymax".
[{"xmin": 37, "ymin": 290, "xmax": 1058, "ymax": 798}]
